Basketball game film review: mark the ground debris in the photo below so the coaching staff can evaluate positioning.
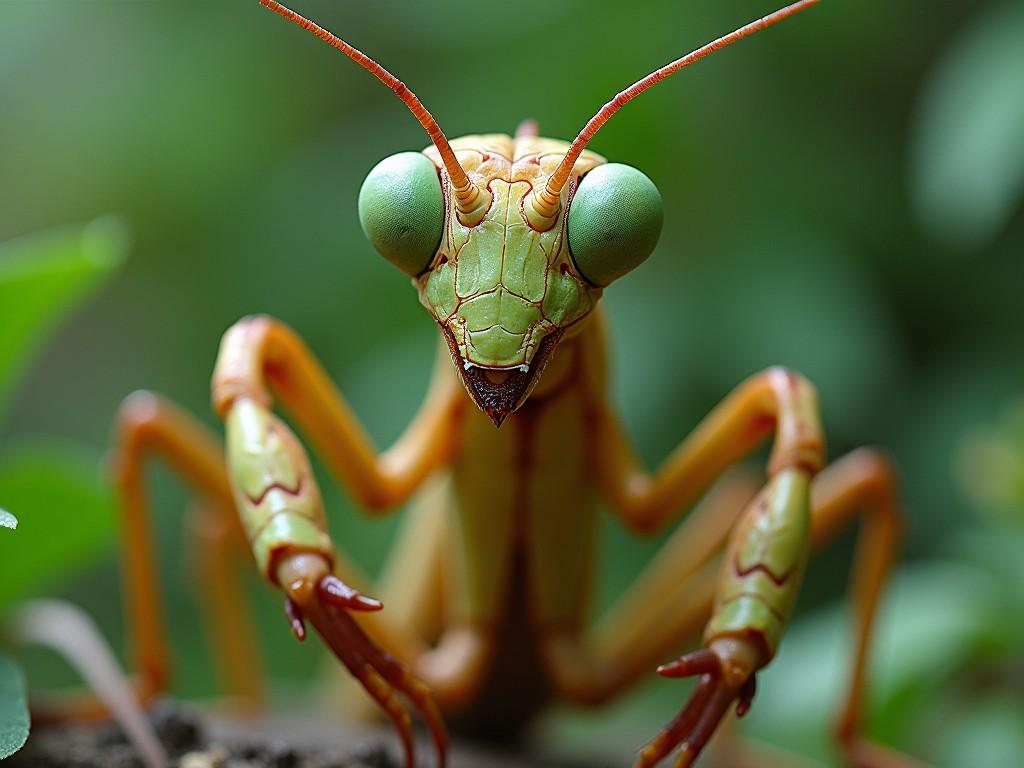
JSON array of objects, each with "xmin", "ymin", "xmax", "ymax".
[
  {"xmin": 12, "ymin": 698, "xmax": 615, "ymax": 768},
  {"xmin": 11, "ymin": 699, "xmax": 398, "ymax": 768}
]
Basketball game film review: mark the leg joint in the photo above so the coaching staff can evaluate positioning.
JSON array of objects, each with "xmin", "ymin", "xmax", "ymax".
[
  {"xmin": 763, "ymin": 367, "xmax": 827, "ymax": 476},
  {"xmin": 846, "ymin": 447, "xmax": 905, "ymax": 535},
  {"xmin": 211, "ymin": 315, "xmax": 278, "ymax": 417}
]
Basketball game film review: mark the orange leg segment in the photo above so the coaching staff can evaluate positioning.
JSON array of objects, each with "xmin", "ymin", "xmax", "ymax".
[
  {"xmin": 807, "ymin": 449, "xmax": 922, "ymax": 768},
  {"xmin": 110, "ymin": 390, "xmax": 264, "ymax": 709}
]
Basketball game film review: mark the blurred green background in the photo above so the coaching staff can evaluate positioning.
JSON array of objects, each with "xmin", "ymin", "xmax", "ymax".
[{"xmin": 2, "ymin": 0, "xmax": 1023, "ymax": 765}]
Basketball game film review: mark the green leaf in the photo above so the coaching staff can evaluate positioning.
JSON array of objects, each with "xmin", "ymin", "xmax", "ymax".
[
  {"xmin": 0, "ymin": 654, "xmax": 29, "ymax": 759},
  {"xmin": 0, "ymin": 444, "xmax": 114, "ymax": 610},
  {"xmin": 912, "ymin": 1, "xmax": 1024, "ymax": 251},
  {"xmin": 0, "ymin": 217, "xmax": 128, "ymax": 423},
  {"xmin": 0, "ymin": 510, "xmax": 15, "ymax": 531}
]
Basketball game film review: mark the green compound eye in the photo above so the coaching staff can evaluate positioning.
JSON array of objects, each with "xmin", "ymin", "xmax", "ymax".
[
  {"xmin": 567, "ymin": 163, "xmax": 663, "ymax": 287},
  {"xmin": 358, "ymin": 152, "xmax": 444, "ymax": 276}
]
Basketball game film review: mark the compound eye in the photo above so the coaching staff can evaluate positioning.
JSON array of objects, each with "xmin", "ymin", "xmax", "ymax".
[
  {"xmin": 566, "ymin": 163, "xmax": 663, "ymax": 286},
  {"xmin": 358, "ymin": 152, "xmax": 444, "ymax": 276}
]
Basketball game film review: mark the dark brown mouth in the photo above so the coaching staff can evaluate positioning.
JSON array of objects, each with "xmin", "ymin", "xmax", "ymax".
[{"xmin": 441, "ymin": 327, "xmax": 563, "ymax": 427}]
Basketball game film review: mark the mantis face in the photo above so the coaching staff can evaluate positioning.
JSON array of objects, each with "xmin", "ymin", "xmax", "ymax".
[
  {"xmin": 257, "ymin": 0, "xmax": 819, "ymax": 425},
  {"xmin": 358, "ymin": 135, "xmax": 663, "ymax": 425}
]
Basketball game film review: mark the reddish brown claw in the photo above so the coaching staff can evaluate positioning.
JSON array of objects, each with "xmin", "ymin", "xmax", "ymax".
[
  {"xmin": 327, "ymin": 601, "xmax": 448, "ymax": 768},
  {"xmin": 297, "ymin": 576, "xmax": 447, "ymax": 768},
  {"xmin": 673, "ymin": 683, "xmax": 736, "ymax": 768},
  {"xmin": 283, "ymin": 595, "xmax": 307, "ymax": 641},
  {"xmin": 274, "ymin": 555, "xmax": 446, "ymax": 768},
  {"xmin": 735, "ymin": 674, "xmax": 757, "ymax": 718},
  {"xmin": 657, "ymin": 649, "xmax": 719, "ymax": 678},
  {"xmin": 637, "ymin": 649, "xmax": 758, "ymax": 768},
  {"xmin": 318, "ymin": 574, "xmax": 383, "ymax": 612}
]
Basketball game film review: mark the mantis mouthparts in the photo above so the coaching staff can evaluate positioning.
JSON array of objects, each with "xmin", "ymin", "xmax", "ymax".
[{"xmin": 463, "ymin": 360, "xmax": 530, "ymax": 374}]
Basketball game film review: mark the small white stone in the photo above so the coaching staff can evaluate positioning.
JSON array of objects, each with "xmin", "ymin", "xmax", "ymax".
[{"xmin": 179, "ymin": 745, "xmax": 229, "ymax": 768}]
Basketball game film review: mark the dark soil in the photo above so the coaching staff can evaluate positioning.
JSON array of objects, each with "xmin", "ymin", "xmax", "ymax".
[
  {"xmin": 10, "ymin": 699, "xmax": 608, "ymax": 768},
  {"xmin": 11, "ymin": 699, "xmax": 400, "ymax": 768}
]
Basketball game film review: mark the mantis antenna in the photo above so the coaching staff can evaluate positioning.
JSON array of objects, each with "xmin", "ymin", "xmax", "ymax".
[
  {"xmin": 527, "ymin": 0, "xmax": 822, "ymax": 227},
  {"xmin": 258, "ymin": 0, "xmax": 489, "ymax": 220}
]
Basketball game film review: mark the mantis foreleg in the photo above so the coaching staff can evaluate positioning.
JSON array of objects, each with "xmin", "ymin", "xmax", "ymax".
[
  {"xmin": 212, "ymin": 315, "xmax": 462, "ymax": 513},
  {"xmin": 540, "ymin": 449, "xmax": 909, "ymax": 767},
  {"xmin": 594, "ymin": 365, "xmax": 824, "ymax": 656},
  {"xmin": 577, "ymin": 344, "xmax": 913, "ymax": 768},
  {"xmin": 211, "ymin": 315, "xmax": 464, "ymax": 768},
  {"xmin": 566, "ymin": 343, "xmax": 909, "ymax": 767}
]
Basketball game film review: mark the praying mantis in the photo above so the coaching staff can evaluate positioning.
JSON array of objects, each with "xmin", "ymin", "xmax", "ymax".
[{"xmin": 102, "ymin": 1, "xmax": 922, "ymax": 766}]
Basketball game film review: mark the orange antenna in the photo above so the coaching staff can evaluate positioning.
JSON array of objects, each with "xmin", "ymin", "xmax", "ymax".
[
  {"xmin": 259, "ymin": 0, "xmax": 488, "ymax": 221},
  {"xmin": 527, "ymin": 0, "xmax": 821, "ymax": 227}
]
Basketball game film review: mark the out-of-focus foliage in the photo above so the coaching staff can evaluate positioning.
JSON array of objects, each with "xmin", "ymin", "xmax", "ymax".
[
  {"xmin": 0, "ymin": 220, "xmax": 127, "ymax": 423},
  {"xmin": 0, "ymin": 654, "xmax": 29, "ymax": 760},
  {"xmin": 911, "ymin": 0, "xmax": 1024, "ymax": 252},
  {"xmin": 0, "ymin": 447, "xmax": 114, "ymax": 611},
  {"xmin": 0, "ymin": 513, "xmax": 26, "ymax": 760},
  {"xmin": 1, "ymin": 0, "xmax": 1023, "ymax": 764},
  {"xmin": 0, "ymin": 219, "xmax": 126, "ymax": 761},
  {"xmin": 0, "ymin": 220, "xmax": 124, "ymax": 609},
  {"xmin": 959, "ymin": 398, "xmax": 1024, "ymax": 522}
]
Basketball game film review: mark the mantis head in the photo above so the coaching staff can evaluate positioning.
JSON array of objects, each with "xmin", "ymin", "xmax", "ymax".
[
  {"xmin": 358, "ymin": 141, "xmax": 662, "ymax": 426},
  {"xmin": 259, "ymin": 0, "xmax": 821, "ymax": 426}
]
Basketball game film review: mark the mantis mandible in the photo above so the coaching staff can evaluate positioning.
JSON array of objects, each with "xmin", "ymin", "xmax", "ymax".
[{"xmin": 99, "ymin": 1, "xmax": 918, "ymax": 766}]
